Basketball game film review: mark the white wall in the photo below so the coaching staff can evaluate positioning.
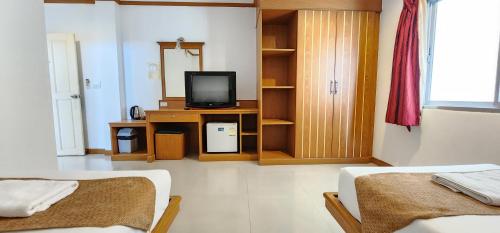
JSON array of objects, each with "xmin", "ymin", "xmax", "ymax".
[
  {"xmin": 44, "ymin": 4, "xmax": 256, "ymax": 150},
  {"xmin": 45, "ymin": 2, "xmax": 125, "ymax": 150},
  {"xmin": 0, "ymin": 0, "xmax": 57, "ymax": 170},
  {"xmin": 120, "ymin": 6, "xmax": 257, "ymax": 110},
  {"xmin": 373, "ymin": 0, "xmax": 500, "ymax": 166}
]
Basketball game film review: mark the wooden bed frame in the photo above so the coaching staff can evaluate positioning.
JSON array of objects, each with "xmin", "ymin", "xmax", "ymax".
[
  {"xmin": 152, "ymin": 196, "xmax": 181, "ymax": 233},
  {"xmin": 323, "ymin": 159, "xmax": 391, "ymax": 233},
  {"xmin": 323, "ymin": 192, "xmax": 361, "ymax": 233}
]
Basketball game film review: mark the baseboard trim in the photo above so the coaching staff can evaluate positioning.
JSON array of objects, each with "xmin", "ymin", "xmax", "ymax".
[
  {"xmin": 370, "ymin": 157, "xmax": 392, "ymax": 167},
  {"xmin": 259, "ymin": 157, "xmax": 372, "ymax": 166},
  {"xmin": 85, "ymin": 148, "xmax": 112, "ymax": 155}
]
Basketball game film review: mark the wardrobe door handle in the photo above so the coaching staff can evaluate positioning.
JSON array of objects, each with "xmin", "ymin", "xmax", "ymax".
[{"xmin": 330, "ymin": 80, "xmax": 339, "ymax": 95}]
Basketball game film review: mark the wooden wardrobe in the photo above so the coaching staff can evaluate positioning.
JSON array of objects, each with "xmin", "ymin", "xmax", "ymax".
[{"xmin": 257, "ymin": 2, "xmax": 381, "ymax": 165}]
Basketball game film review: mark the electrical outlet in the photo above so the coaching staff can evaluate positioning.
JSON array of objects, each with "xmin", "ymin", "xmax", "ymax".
[
  {"xmin": 236, "ymin": 102, "xmax": 240, "ymax": 107},
  {"xmin": 160, "ymin": 102, "xmax": 168, "ymax": 107}
]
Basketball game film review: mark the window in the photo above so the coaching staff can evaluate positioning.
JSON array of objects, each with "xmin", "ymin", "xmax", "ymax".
[{"xmin": 426, "ymin": 0, "xmax": 500, "ymax": 110}]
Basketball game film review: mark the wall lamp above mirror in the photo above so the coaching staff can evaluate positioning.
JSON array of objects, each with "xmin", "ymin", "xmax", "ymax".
[{"xmin": 158, "ymin": 40, "xmax": 204, "ymax": 101}]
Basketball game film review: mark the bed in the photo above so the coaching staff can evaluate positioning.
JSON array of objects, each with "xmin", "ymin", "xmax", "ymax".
[
  {"xmin": 324, "ymin": 164, "xmax": 500, "ymax": 233},
  {"xmin": 0, "ymin": 170, "xmax": 180, "ymax": 233}
]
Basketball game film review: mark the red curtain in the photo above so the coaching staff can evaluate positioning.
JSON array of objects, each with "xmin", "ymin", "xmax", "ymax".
[{"xmin": 385, "ymin": 0, "xmax": 420, "ymax": 130}]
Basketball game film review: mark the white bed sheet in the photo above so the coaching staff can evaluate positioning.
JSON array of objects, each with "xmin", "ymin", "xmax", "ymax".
[
  {"xmin": 337, "ymin": 164, "xmax": 500, "ymax": 233},
  {"xmin": 0, "ymin": 170, "xmax": 172, "ymax": 233}
]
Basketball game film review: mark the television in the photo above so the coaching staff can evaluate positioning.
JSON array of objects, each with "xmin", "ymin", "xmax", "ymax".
[{"xmin": 185, "ymin": 71, "xmax": 237, "ymax": 108}]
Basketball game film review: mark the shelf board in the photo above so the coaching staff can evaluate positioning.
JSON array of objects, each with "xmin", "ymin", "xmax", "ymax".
[
  {"xmin": 111, "ymin": 150, "xmax": 148, "ymax": 161},
  {"xmin": 199, "ymin": 152, "xmax": 257, "ymax": 161},
  {"xmin": 242, "ymin": 150, "xmax": 258, "ymax": 156},
  {"xmin": 262, "ymin": 86, "xmax": 295, "ymax": 89},
  {"xmin": 261, "ymin": 150, "xmax": 294, "ymax": 160},
  {"xmin": 262, "ymin": 119, "xmax": 294, "ymax": 125},
  {"xmin": 262, "ymin": 48, "xmax": 296, "ymax": 57},
  {"xmin": 109, "ymin": 120, "xmax": 146, "ymax": 128},
  {"xmin": 242, "ymin": 131, "xmax": 258, "ymax": 136}
]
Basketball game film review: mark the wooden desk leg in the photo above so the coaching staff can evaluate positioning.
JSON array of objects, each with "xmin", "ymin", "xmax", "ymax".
[
  {"xmin": 197, "ymin": 118, "xmax": 203, "ymax": 158},
  {"xmin": 146, "ymin": 122, "xmax": 155, "ymax": 163},
  {"xmin": 110, "ymin": 126, "xmax": 118, "ymax": 155}
]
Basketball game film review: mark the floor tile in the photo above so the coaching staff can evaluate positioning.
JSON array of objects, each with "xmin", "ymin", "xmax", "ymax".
[
  {"xmin": 169, "ymin": 195, "xmax": 251, "ymax": 233},
  {"xmin": 249, "ymin": 196, "xmax": 333, "ymax": 233},
  {"xmin": 56, "ymin": 155, "xmax": 370, "ymax": 233}
]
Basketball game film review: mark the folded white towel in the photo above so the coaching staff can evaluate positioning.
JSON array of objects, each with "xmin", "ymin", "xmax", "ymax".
[
  {"xmin": 432, "ymin": 169, "xmax": 500, "ymax": 206},
  {"xmin": 0, "ymin": 179, "xmax": 79, "ymax": 217}
]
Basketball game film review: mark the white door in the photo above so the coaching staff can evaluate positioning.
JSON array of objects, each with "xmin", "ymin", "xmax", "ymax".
[{"xmin": 47, "ymin": 33, "xmax": 85, "ymax": 156}]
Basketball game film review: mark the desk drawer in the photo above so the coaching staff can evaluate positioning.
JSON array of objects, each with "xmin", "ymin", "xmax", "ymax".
[{"xmin": 149, "ymin": 112, "xmax": 199, "ymax": 122}]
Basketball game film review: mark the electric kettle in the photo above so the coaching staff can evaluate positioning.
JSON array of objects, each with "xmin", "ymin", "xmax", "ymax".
[{"xmin": 130, "ymin": 106, "xmax": 142, "ymax": 120}]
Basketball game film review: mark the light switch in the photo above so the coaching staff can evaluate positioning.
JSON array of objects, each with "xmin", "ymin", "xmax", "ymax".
[{"xmin": 148, "ymin": 63, "xmax": 159, "ymax": 80}]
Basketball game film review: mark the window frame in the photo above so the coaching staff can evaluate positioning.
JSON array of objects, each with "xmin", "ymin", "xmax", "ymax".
[{"xmin": 424, "ymin": 0, "xmax": 500, "ymax": 112}]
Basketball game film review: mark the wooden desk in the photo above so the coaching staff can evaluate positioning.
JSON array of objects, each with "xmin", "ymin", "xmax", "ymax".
[{"xmin": 145, "ymin": 108, "xmax": 259, "ymax": 162}]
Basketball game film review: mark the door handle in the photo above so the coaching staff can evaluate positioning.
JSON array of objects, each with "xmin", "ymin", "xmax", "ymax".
[
  {"xmin": 330, "ymin": 80, "xmax": 339, "ymax": 95},
  {"xmin": 70, "ymin": 94, "xmax": 80, "ymax": 99}
]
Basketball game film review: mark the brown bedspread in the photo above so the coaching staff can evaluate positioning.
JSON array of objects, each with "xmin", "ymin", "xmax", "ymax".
[
  {"xmin": 0, "ymin": 177, "xmax": 156, "ymax": 232},
  {"xmin": 355, "ymin": 173, "xmax": 500, "ymax": 233}
]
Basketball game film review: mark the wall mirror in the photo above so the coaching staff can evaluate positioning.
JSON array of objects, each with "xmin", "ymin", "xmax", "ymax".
[{"xmin": 159, "ymin": 41, "xmax": 204, "ymax": 99}]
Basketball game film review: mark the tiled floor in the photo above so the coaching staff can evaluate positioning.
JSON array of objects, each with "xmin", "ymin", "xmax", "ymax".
[{"xmin": 57, "ymin": 155, "xmax": 374, "ymax": 233}]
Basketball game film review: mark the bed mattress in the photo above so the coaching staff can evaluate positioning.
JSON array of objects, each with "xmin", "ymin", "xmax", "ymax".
[
  {"xmin": 0, "ymin": 170, "xmax": 171, "ymax": 233},
  {"xmin": 338, "ymin": 164, "xmax": 500, "ymax": 233}
]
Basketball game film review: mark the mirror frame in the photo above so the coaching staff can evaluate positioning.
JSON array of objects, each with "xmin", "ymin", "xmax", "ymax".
[{"xmin": 158, "ymin": 41, "xmax": 205, "ymax": 101}]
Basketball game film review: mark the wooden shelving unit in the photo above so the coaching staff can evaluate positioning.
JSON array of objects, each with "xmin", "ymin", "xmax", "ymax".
[
  {"xmin": 109, "ymin": 120, "xmax": 148, "ymax": 161},
  {"xmin": 241, "ymin": 113, "xmax": 258, "ymax": 157},
  {"xmin": 258, "ymin": 10, "xmax": 298, "ymax": 164},
  {"xmin": 195, "ymin": 112, "xmax": 258, "ymax": 161}
]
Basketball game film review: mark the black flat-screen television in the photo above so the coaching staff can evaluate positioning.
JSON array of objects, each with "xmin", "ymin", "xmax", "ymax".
[{"xmin": 185, "ymin": 71, "xmax": 237, "ymax": 108}]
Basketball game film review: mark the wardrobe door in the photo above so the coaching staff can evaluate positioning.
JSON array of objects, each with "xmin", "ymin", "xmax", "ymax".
[
  {"xmin": 332, "ymin": 11, "xmax": 380, "ymax": 159},
  {"xmin": 296, "ymin": 10, "xmax": 380, "ymax": 160},
  {"xmin": 295, "ymin": 10, "xmax": 338, "ymax": 159}
]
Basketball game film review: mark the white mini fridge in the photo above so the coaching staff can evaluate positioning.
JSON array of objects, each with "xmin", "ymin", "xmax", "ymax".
[{"xmin": 206, "ymin": 122, "xmax": 238, "ymax": 153}]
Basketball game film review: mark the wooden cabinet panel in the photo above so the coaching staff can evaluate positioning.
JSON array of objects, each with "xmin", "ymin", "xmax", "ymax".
[
  {"xmin": 359, "ymin": 12, "xmax": 380, "ymax": 158},
  {"xmin": 258, "ymin": 0, "xmax": 382, "ymax": 12},
  {"xmin": 148, "ymin": 112, "xmax": 199, "ymax": 123},
  {"xmin": 333, "ymin": 11, "xmax": 379, "ymax": 158},
  {"xmin": 296, "ymin": 10, "xmax": 338, "ymax": 159},
  {"xmin": 296, "ymin": 10, "xmax": 379, "ymax": 159},
  {"xmin": 333, "ymin": 11, "xmax": 380, "ymax": 158}
]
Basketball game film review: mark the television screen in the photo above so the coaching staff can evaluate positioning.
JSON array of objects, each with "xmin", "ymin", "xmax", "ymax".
[
  {"xmin": 192, "ymin": 75, "xmax": 229, "ymax": 103},
  {"xmin": 185, "ymin": 71, "xmax": 236, "ymax": 108}
]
